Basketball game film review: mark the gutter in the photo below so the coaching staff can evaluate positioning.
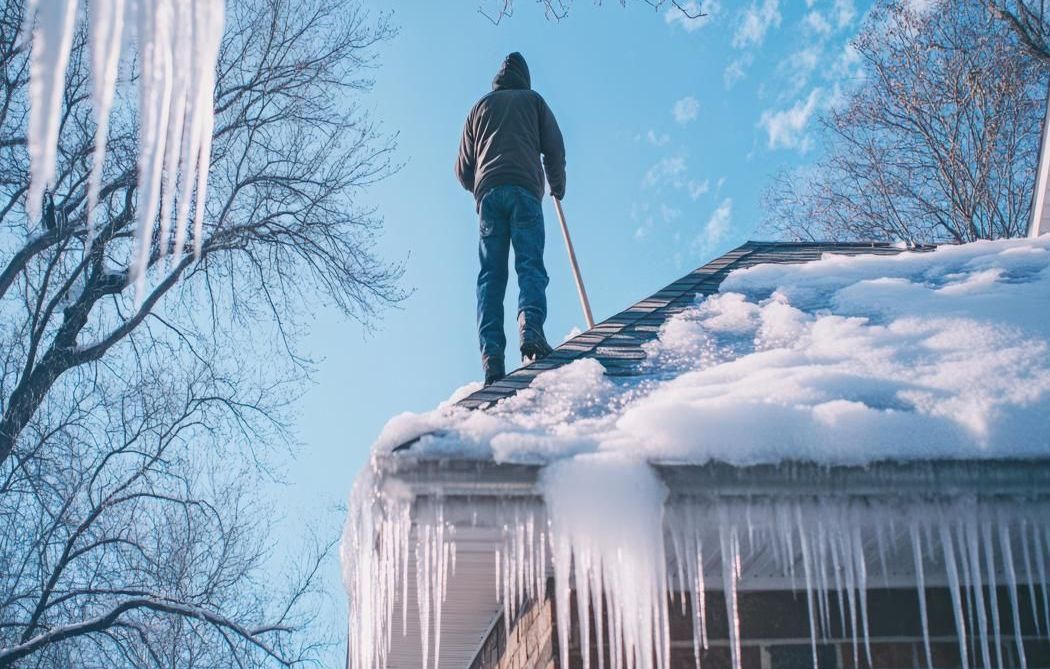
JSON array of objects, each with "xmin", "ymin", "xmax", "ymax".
[{"xmin": 376, "ymin": 455, "xmax": 1050, "ymax": 501}]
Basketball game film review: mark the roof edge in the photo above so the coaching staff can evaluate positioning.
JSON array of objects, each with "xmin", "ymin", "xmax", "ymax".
[{"xmin": 376, "ymin": 455, "xmax": 1050, "ymax": 500}]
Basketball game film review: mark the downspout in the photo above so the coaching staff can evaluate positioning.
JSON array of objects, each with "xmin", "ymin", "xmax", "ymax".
[{"xmin": 1029, "ymin": 79, "xmax": 1050, "ymax": 238}]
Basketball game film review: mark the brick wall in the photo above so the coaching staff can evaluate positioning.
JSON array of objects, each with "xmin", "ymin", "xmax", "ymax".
[
  {"xmin": 469, "ymin": 584, "xmax": 558, "ymax": 669},
  {"xmin": 472, "ymin": 582, "xmax": 1050, "ymax": 669}
]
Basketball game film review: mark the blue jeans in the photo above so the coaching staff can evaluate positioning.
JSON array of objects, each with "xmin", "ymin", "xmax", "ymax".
[{"xmin": 477, "ymin": 185, "xmax": 549, "ymax": 362}]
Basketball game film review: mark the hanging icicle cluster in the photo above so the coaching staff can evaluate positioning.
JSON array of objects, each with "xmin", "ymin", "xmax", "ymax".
[
  {"xmin": 23, "ymin": 0, "xmax": 225, "ymax": 301},
  {"xmin": 344, "ymin": 463, "xmax": 1050, "ymax": 669}
]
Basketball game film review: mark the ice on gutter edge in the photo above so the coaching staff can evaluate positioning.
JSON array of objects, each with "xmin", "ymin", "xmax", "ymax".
[{"xmin": 343, "ymin": 456, "xmax": 1050, "ymax": 669}]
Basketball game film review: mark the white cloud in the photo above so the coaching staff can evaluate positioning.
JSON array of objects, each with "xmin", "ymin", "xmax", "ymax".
[
  {"xmin": 803, "ymin": 10, "xmax": 832, "ymax": 35},
  {"xmin": 695, "ymin": 197, "xmax": 733, "ymax": 252},
  {"xmin": 828, "ymin": 42, "xmax": 863, "ymax": 79},
  {"xmin": 665, "ymin": 0, "xmax": 721, "ymax": 32},
  {"xmin": 758, "ymin": 88, "xmax": 822, "ymax": 151},
  {"xmin": 643, "ymin": 156, "xmax": 688, "ymax": 189},
  {"xmin": 646, "ymin": 129, "xmax": 670, "ymax": 146},
  {"xmin": 724, "ymin": 54, "xmax": 753, "ymax": 89},
  {"xmin": 688, "ymin": 179, "xmax": 710, "ymax": 200},
  {"xmin": 661, "ymin": 204, "xmax": 682, "ymax": 223},
  {"xmin": 822, "ymin": 43, "xmax": 865, "ymax": 103},
  {"xmin": 673, "ymin": 96, "xmax": 700, "ymax": 124},
  {"xmin": 833, "ymin": 0, "xmax": 856, "ymax": 27},
  {"xmin": 904, "ymin": 0, "xmax": 939, "ymax": 15},
  {"xmin": 781, "ymin": 45, "xmax": 821, "ymax": 93},
  {"xmin": 732, "ymin": 0, "xmax": 781, "ymax": 48}
]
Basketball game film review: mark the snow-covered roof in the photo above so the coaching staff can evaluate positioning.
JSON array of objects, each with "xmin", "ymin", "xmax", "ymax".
[
  {"xmin": 384, "ymin": 238, "xmax": 1050, "ymax": 463},
  {"xmin": 344, "ymin": 239, "xmax": 1050, "ymax": 669},
  {"xmin": 449, "ymin": 241, "xmax": 932, "ymax": 413}
]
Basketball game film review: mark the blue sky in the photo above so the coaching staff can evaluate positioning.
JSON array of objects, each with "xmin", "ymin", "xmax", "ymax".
[{"xmin": 272, "ymin": 0, "xmax": 872, "ymax": 647}]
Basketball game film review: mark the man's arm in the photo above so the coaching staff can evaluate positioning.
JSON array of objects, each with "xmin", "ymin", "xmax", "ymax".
[
  {"xmin": 455, "ymin": 112, "xmax": 476, "ymax": 194},
  {"xmin": 539, "ymin": 98, "xmax": 566, "ymax": 200}
]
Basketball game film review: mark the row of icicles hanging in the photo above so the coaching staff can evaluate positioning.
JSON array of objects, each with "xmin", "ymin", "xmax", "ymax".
[{"xmin": 24, "ymin": 0, "xmax": 225, "ymax": 303}]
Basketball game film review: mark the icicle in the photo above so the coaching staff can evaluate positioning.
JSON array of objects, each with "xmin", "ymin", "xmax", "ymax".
[
  {"xmin": 552, "ymin": 527, "xmax": 572, "ymax": 669},
  {"xmin": 671, "ymin": 523, "xmax": 688, "ymax": 616},
  {"xmin": 980, "ymin": 521, "xmax": 1004, "ymax": 669},
  {"xmin": 962, "ymin": 517, "xmax": 992, "ymax": 669},
  {"xmin": 575, "ymin": 541, "xmax": 593, "ymax": 669},
  {"xmin": 417, "ymin": 525, "xmax": 431, "ymax": 669},
  {"xmin": 131, "ymin": 0, "xmax": 175, "ymax": 301},
  {"xmin": 695, "ymin": 534, "xmax": 708, "ymax": 651},
  {"xmin": 494, "ymin": 548, "xmax": 502, "ymax": 603},
  {"xmin": 718, "ymin": 516, "xmax": 743, "ymax": 669},
  {"xmin": 911, "ymin": 522, "xmax": 934, "ymax": 669},
  {"xmin": 591, "ymin": 558, "xmax": 607, "ymax": 669},
  {"xmin": 157, "ymin": 0, "xmax": 194, "ymax": 258},
  {"xmin": 1034, "ymin": 523, "xmax": 1050, "ymax": 635},
  {"xmin": 826, "ymin": 516, "xmax": 849, "ymax": 642},
  {"xmin": 940, "ymin": 523, "xmax": 972, "ymax": 669},
  {"xmin": 24, "ymin": 0, "xmax": 78, "ymax": 228},
  {"xmin": 1019, "ymin": 520, "xmax": 1042, "ymax": 636},
  {"xmin": 778, "ymin": 504, "xmax": 797, "ymax": 591},
  {"xmin": 795, "ymin": 504, "xmax": 821, "ymax": 669},
  {"xmin": 815, "ymin": 519, "xmax": 833, "ymax": 640},
  {"xmin": 997, "ymin": 523, "xmax": 1027, "ymax": 669},
  {"xmin": 875, "ymin": 520, "xmax": 890, "ymax": 589},
  {"xmin": 849, "ymin": 522, "xmax": 872, "ymax": 668},
  {"xmin": 85, "ymin": 0, "xmax": 127, "ymax": 244}
]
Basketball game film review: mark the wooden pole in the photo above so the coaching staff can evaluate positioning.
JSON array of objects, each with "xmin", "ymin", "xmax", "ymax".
[{"xmin": 551, "ymin": 196, "xmax": 595, "ymax": 330}]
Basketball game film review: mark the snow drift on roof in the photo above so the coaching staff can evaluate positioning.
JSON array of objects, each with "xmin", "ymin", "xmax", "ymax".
[{"xmin": 376, "ymin": 237, "xmax": 1050, "ymax": 465}]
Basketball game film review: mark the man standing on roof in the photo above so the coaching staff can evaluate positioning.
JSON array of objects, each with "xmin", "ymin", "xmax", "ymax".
[{"xmin": 456, "ymin": 52, "xmax": 567, "ymax": 387}]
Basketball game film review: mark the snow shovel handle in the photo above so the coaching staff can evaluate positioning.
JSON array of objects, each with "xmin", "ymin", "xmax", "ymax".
[{"xmin": 551, "ymin": 196, "xmax": 595, "ymax": 330}]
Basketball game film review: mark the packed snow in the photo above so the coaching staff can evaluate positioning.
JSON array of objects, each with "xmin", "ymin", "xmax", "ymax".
[
  {"xmin": 24, "ymin": 0, "xmax": 224, "ymax": 299},
  {"xmin": 374, "ymin": 237, "xmax": 1050, "ymax": 464},
  {"xmin": 344, "ymin": 237, "xmax": 1050, "ymax": 669}
]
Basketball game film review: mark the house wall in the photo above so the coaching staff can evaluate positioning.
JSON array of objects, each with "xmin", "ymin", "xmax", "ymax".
[
  {"xmin": 469, "ymin": 585, "xmax": 558, "ymax": 669},
  {"xmin": 472, "ymin": 582, "xmax": 1050, "ymax": 669}
]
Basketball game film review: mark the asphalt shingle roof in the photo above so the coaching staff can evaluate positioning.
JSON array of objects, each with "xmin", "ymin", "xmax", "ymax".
[{"xmin": 456, "ymin": 240, "xmax": 934, "ymax": 411}]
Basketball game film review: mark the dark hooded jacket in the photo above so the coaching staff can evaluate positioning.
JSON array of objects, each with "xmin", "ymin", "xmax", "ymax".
[{"xmin": 455, "ymin": 53, "xmax": 566, "ymax": 207}]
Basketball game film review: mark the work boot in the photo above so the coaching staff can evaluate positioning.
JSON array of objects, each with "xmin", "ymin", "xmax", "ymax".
[
  {"xmin": 520, "ymin": 337, "xmax": 553, "ymax": 364},
  {"xmin": 483, "ymin": 356, "xmax": 505, "ymax": 386}
]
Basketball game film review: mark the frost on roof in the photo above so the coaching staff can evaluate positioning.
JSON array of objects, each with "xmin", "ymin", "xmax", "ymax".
[{"xmin": 375, "ymin": 237, "xmax": 1050, "ymax": 465}]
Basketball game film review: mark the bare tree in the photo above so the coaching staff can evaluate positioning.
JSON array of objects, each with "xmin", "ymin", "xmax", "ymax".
[
  {"xmin": 478, "ymin": 0, "xmax": 706, "ymax": 24},
  {"xmin": 985, "ymin": 0, "xmax": 1050, "ymax": 63},
  {"xmin": 764, "ymin": 0, "xmax": 1044, "ymax": 243},
  {"xmin": 0, "ymin": 0, "xmax": 401, "ymax": 664}
]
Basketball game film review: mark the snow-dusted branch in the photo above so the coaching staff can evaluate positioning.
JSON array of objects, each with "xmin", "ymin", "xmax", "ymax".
[
  {"xmin": 0, "ymin": 596, "xmax": 287, "ymax": 666},
  {"xmin": 983, "ymin": 0, "xmax": 1050, "ymax": 62},
  {"xmin": 479, "ymin": 0, "xmax": 706, "ymax": 24}
]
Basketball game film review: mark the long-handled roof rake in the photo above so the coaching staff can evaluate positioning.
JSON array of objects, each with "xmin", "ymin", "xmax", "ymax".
[{"xmin": 551, "ymin": 196, "xmax": 595, "ymax": 330}]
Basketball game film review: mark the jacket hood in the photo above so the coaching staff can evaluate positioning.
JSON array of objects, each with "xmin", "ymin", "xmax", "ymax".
[{"xmin": 492, "ymin": 52, "xmax": 531, "ymax": 91}]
